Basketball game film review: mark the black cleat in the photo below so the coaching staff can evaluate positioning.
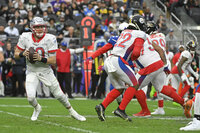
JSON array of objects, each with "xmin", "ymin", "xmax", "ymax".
[
  {"xmin": 95, "ymin": 104, "xmax": 105, "ymax": 121},
  {"xmin": 114, "ymin": 108, "xmax": 132, "ymax": 122}
]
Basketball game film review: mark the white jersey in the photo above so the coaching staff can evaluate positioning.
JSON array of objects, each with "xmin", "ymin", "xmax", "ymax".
[
  {"xmin": 136, "ymin": 34, "xmax": 161, "ymax": 68},
  {"xmin": 176, "ymin": 50, "xmax": 193, "ymax": 72},
  {"xmin": 17, "ymin": 32, "xmax": 58, "ymax": 72},
  {"xmin": 111, "ymin": 29, "xmax": 146, "ymax": 62},
  {"xmin": 166, "ymin": 51, "xmax": 174, "ymax": 61}
]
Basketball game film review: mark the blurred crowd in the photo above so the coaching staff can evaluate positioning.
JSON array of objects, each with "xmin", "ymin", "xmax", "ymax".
[{"xmin": 0, "ymin": 0, "xmax": 198, "ymax": 99}]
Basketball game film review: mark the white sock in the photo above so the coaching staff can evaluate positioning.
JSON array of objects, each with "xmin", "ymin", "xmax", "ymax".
[{"xmin": 194, "ymin": 92, "xmax": 200, "ymax": 115}]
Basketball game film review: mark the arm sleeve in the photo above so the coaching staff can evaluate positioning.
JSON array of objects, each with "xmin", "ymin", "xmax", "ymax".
[
  {"xmin": 187, "ymin": 65, "xmax": 196, "ymax": 76},
  {"xmin": 69, "ymin": 48, "xmax": 84, "ymax": 54},
  {"xmin": 48, "ymin": 35, "xmax": 58, "ymax": 53},
  {"xmin": 91, "ymin": 43, "xmax": 113, "ymax": 59},
  {"xmin": 131, "ymin": 38, "xmax": 145, "ymax": 61},
  {"xmin": 17, "ymin": 35, "xmax": 25, "ymax": 51}
]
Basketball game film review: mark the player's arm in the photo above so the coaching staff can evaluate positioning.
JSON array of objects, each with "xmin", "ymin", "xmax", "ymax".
[
  {"xmin": 152, "ymin": 42, "xmax": 167, "ymax": 65},
  {"xmin": 14, "ymin": 47, "xmax": 29, "ymax": 59},
  {"xmin": 69, "ymin": 48, "xmax": 84, "ymax": 54},
  {"xmin": 0, "ymin": 51, "xmax": 4, "ymax": 62},
  {"xmin": 131, "ymin": 38, "xmax": 145, "ymax": 61},
  {"xmin": 177, "ymin": 56, "xmax": 187, "ymax": 77},
  {"xmin": 91, "ymin": 43, "xmax": 113, "ymax": 59}
]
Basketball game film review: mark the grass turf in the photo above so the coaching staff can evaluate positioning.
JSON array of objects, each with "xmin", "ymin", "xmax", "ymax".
[{"xmin": 0, "ymin": 97, "xmax": 196, "ymax": 133}]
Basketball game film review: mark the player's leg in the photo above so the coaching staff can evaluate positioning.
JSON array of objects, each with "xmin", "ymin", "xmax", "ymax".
[
  {"xmin": 180, "ymin": 92, "xmax": 200, "ymax": 131},
  {"xmin": 151, "ymin": 71, "xmax": 166, "ymax": 115},
  {"xmin": 42, "ymin": 70, "xmax": 86, "ymax": 121},
  {"xmin": 0, "ymin": 80, "xmax": 4, "ymax": 96},
  {"xmin": 179, "ymin": 74, "xmax": 191, "ymax": 98},
  {"xmin": 113, "ymin": 58, "xmax": 138, "ymax": 122},
  {"xmin": 26, "ymin": 72, "xmax": 41, "ymax": 121}
]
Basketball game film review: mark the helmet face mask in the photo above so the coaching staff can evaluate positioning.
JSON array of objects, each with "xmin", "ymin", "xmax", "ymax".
[
  {"xmin": 30, "ymin": 17, "xmax": 47, "ymax": 38},
  {"xmin": 146, "ymin": 21, "xmax": 158, "ymax": 34},
  {"xmin": 128, "ymin": 14, "xmax": 147, "ymax": 31},
  {"xmin": 186, "ymin": 40, "xmax": 196, "ymax": 54}
]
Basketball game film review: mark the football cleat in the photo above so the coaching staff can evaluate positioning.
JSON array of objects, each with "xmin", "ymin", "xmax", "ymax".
[
  {"xmin": 151, "ymin": 108, "xmax": 165, "ymax": 115},
  {"xmin": 133, "ymin": 110, "xmax": 151, "ymax": 117},
  {"xmin": 114, "ymin": 108, "xmax": 132, "ymax": 122},
  {"xmin": 95, "ymin": 104, "xmax": 106, "ymax": 121},
  {"xmin": 31, "ymin": 104, "xmax": 42, "ymax": 121},
  {"xmin": 184, "ymin": 99, "xmax": 193, "ymax": 118},
  {"xmin": 180, "ymin": 118, "xmax": 200, "ymax": 131},
  {"xmin": 69, "ymin": 107, "xmax": 86, "ymax": 121}
]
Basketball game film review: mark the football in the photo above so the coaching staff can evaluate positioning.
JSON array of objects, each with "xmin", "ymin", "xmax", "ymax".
[{"xmin": 29, "ymin": 47, "xmax": 35, "ymax": 63}]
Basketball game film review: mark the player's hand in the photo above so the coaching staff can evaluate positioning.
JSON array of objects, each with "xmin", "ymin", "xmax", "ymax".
[
  {"xmin": 23, "ymin": 50, "xmax": 29, "ymax": 58},
  {"xmin": 98, "ymin": 65, "xmax": 104, "ymax": 73},
  {"xmin": 33, "ymin": 52, "xmax": 41, "ymax": 62},
  {"xmin": 181, "ymin": 74, "xmax": 187, "ymax": 82},
  {"xmin": 85, "ymin": 57, "xmax": 92, "ymax": 65},
  {"xmin": 194, "ymin": 73, "xmax": 199, "ymax": 80},
  {"xmin": 163, "ymin": 62, "xmax": 170, "ymax": 74}
]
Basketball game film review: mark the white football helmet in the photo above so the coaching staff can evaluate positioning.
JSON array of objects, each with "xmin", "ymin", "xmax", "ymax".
[
  {"xmin": 30, "ymin": 17, "xmax": 47, "ymax": 38},
  {"xmin": 118, "ymin": 22, "xmax": 128, "ymax": 33}
]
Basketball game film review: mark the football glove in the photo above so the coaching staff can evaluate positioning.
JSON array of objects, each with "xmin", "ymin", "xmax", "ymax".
[
  {"xmin": 85, "ymin": 57, "xmax": 92, "ymax": 65},
  {"xmin": 98, "ymin": 65, "xmax": 104, "ymax": 73}
]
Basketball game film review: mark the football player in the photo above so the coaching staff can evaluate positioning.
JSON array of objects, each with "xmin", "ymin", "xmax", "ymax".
[
  {"xmin": 95, "ymin": 14, "xmax": 147, "ymax": 122},
  {"xmin": 14, "ymin": 17, "xmax": 86, "ymax": 121}
]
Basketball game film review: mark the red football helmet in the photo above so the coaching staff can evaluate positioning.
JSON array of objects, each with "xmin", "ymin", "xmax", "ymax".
[{"xmin": 30, "ymin": 17, "xmax": 47, "ymax": 38}]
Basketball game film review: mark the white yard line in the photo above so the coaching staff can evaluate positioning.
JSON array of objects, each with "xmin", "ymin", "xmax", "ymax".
[
  {"xmin": 0, "ymin": 105, "xmax": 48, "ymax": 108},
  {"xmin": 0, "ymin": 110, "xmax": 98, "ymax": 133},
  {"xmin": 43, "ymin": 114, "xmax": 192, "ymax": 121}
]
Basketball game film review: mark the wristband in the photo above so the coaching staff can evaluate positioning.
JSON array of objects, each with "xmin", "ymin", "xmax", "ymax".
[
  {"xmin": 41, "ymin": 57, "xmax": 47, "ymax": 63},
  {"xmin": 19, "ymin": 52, "xmax": 24, "ymax": 57}
]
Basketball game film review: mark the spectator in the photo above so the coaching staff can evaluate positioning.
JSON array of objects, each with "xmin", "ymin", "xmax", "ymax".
[
  {"xmin": 93, "ymin": 24, "xmax": 104, "ymax": 39},
  {"xmin": 42, "ymin": 11, "xmax": 50, "ymax": 22},
  {"xmin": 111, "ymin": 3, "xmax": 121, "ymax": 20},
  {"xmin": 11, "ymin": 10, "xmax": 25, "ymax": 25},
  {"xmin": 109, "ymin": 17, "xmax": 120, "ymax": 32},
  {"xmin": 56, "ymin": 42, "xmax": 84, "ymax": 98},
  {"xmin": 83, "ymin": 2, "xmax": 95, "ymax": 16},
  {"xmin": 4, "ymin": 20, "xmax": 19, "ymax": 36},
  {"xmin": 25, "ymin": 10, "xmax": 34, "ymax": 24},
  {"xmin": 2, "ymin": 42, "xmax": 14, "ymax": 96},
  {"xmin": 156, "ymin": 14, "xmax": 165, "ymax": 29},
  {"xmin": 71, "ymin": 2, "xmax": 82, "ymax": 17},
  {"xmin": 95, "ymin": 1, "xmax": 110, "ymax": 20},
  {"xmin": 158, "ymin": 22, "xmax": 169, "ymax": 36},
  {"xmin": 11, "ymin": 46, "xmax": 26, "ymax": 97},
  {"xmin": 56, "ymin": 2, "xmax": 67, "ymax": 17},
  {"xmin": 25, "ymin": 0, "xmax": 40, "ymax": 15},
  {"xmin": 166, "ymin": 28, "xmax": 178, "ymax": 52},
  {"xmin": 142, "ymin": 7, "xmax": 154, "ymax": 21},
  {"xmin": 51, "ymin": 0, "xmax": 64, "ymax": 13},
  {"xmin": 20, "ymin": 23, "xmax": 31, "ymax": 34},
  {"xmin": 100, "ymin": 20, "xmax": 108, "ymax": 33},
  {"xmin": 47, "ymin": 18, "xmax": 57, "ymax": 35},
  {"xmin": 40, "ymin": 0, "xmax": 53, "ymax": 12},
  {"xmin": 72, "ymin": 52, "xmax": 83, "ymax": 97},
  {"xmin": 65, "ymin": 26, "xmax": 77, "ymax": 38},
  {"xmin": 17, "ymin": 1, "xmax": 28, "ymax": 20},
  {"xmin": 64, "ymin": 8, "xmax": 73, "ymax": 21},
  {"xmin": 0, "ymin": 25, "xmax": 8, "ymax": 42}
]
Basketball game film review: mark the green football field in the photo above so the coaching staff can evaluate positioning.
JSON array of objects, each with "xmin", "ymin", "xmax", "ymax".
[{"xmin": 0, "ymin": 97, "xmax": 196, "ymax": 133}]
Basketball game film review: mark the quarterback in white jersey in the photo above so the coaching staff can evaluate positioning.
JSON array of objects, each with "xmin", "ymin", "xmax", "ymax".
[
  {"xmin": 14, "ymin": 17, "xmax": 86, "ymax": 121},
  {"xmin": 95, "ymin": 15, "xmax": 147, "ymax": 122}
]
